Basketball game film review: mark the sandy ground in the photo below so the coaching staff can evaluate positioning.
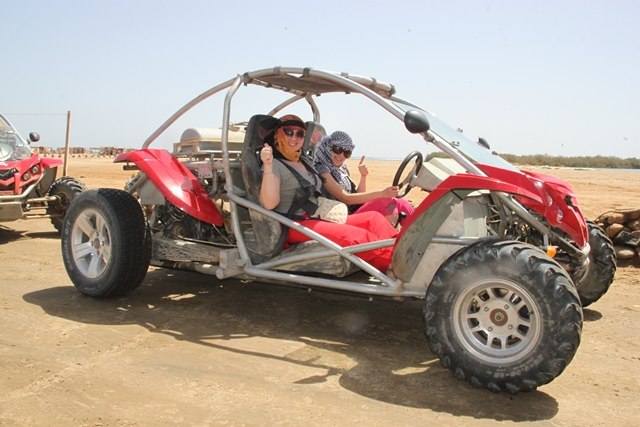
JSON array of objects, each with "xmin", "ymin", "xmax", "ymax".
[{"xmin": 1, "ymin": 157, "xmax": 639, "ymax": 426}]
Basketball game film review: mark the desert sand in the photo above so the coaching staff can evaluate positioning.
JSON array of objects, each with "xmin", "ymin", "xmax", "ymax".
[{"xmin": 0, "ymin": 156, "xmax": 638, "ymax": 426}]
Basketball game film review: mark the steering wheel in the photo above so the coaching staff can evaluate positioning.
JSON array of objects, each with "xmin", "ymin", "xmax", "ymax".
[
  {"xmin": 0, "ymin": 143, "xmax": 14, "ymax": 162},
  {"xmin": 392, "ymin": 151, "xmax": 424, "ymax": 198}
]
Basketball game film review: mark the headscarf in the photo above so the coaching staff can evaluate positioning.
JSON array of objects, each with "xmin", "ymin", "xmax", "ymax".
[
  {"xmin": 314, "ymin": 131, "xmax": 355, "ymax": 192},
  {"xmin": 272, "ymin": 114, "xmax": 306, "ymax": 162}
]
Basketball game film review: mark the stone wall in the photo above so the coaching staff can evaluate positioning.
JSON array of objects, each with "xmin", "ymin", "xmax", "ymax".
[{"xmin": 595, "ymin": 208, "xmax": 640, "ymax": 262}]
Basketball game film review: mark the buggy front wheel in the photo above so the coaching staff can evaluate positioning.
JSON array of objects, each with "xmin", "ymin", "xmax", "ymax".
[
  {"xmin": 47, "ymin": 176, "xmax": 86, "ymax": 232},
  {"xmin": 61, "ymin": 188, "xmax": 151, "ymax": 297},
  {"xmin": 424, "ymin": 240, "xmax": 583, "ymax": 393}
]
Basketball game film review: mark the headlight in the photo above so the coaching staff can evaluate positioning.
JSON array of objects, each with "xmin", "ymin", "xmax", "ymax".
[
  {"xmin": 22, "ymin": 172, "xmax": 31, "ymax": 181},
  {"xmin": 557, "ymin": 209, "xmax": 564, "ymax": 222},
  {"xmin": 31, "ymin": 165, "xmax": 40, "ymax": 174}
]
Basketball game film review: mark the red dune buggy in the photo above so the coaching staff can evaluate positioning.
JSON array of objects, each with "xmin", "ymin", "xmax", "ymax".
[
  {"xmin": 60, "ymin": 67, "xmax": 616, "ymax": 393},
  {"xmin": 0, "ymin": 114, "xmax": 85, "ymax": 231}
]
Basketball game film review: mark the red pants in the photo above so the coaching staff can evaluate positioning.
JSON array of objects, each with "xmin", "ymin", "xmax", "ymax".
[
  {"xmin": 355, "ymin": 197, "xmax": 415, "ymax": 227},
  {"xmin": 286, "ymin": 211, "xmax": 398, "ymax": 271}
]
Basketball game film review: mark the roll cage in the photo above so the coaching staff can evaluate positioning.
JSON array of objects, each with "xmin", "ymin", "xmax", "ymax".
[{"xmin": 130, "ymin": 67, "xmax": 589, "ymax": 296}]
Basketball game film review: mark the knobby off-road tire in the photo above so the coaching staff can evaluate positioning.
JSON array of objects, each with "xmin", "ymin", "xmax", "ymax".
[
  {"xmin": 61, "ymin": 189, "xmax": 151, "ymax": 297},
  {"xmin": 47, "ymin": 176, "xmax": 87, "ymax": 232},
  {"xmin": 575, "ymin": 221, "xmax": 617, "ymax": 307},
  {"xmin": 424, "ymin": 240, "xmax": 583, "ymax": 393}
]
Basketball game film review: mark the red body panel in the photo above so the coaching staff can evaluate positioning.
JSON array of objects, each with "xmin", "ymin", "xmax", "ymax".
[
  {"xmin": 40, "ymin": 156, "xmax": 63, "ymax": 168},
  {"xmin": 478, "ymin": 164, "xmax": 588, "ymax": 247},
  {"xmin": 0, "ymin": 154, "xmax": 51, "ymax": 195},
  {"xmin": 398, "ymin": 164, "xmax": 588, "ymax": 248},
  {"xmin": 402, "ymin": 173, "xmax": 542, "ymax": 231},
  {"xmin": 114, "ymin": 149, "xmax": 223, "ymax": 226}
]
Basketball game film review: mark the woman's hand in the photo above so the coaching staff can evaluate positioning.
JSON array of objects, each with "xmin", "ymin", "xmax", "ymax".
[
  {"xmin": 358, "ymin": 155, "xmax": 369, "ymax": 177},
  {"xmin": 260, "ymin": 143, "xmax": 273, "ymax": 168},
  {"xmin": 381, "ymin": 186, "xmax": 399, "ymax": 198},
  {"xmin": 259, "ymin": 143, "xmax": 279, "ymax": 209}
]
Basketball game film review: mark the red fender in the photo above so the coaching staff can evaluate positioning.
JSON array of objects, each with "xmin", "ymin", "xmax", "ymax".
[
  {"xmin": 392, "ymin": 173, "xmax": 545, "ymax": 266},
  {"xmin": 478, "ymin": 164, "xmax": 588, "ymax": 246},
  {"xmin": 115, "ymin": 149, "xmax": 223, "ymax": 226},
  {"xmin": 392, "ymin": 174, "xmax": 545, "ymax": 276},
  {"xmin": 39, "ymin": 156, "xmax": 64, "ymax": 169},
  {"xmin": 400, "ymin": 173, "xmax": 542, "ymax": 233}
]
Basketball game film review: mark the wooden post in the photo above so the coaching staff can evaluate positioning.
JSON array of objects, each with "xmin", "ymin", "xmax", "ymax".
[{"xmin": 63, "ymin": 110, "xmax": 71, "ymax": 176}]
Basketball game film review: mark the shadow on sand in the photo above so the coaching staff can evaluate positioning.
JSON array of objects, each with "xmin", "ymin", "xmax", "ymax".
[
  {"xmin": 0, "ymin": 224, "xmax": 59, "ymax": 244},
  {"xmin": 24, "ymin": 268, "xmax": 559, "ymax": 421}
]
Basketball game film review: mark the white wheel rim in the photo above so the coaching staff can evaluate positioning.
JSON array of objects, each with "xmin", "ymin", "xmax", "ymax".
[
  {"xmin": 70, "ymin": 208, "xmax": 112, "ymax": 278},
  {"xmin": 453, "ymin": 278, "xmax": 542, "ymax": 364}
]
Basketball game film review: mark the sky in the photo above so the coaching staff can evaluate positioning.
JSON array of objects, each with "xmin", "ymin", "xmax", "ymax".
[{"xmin": 3, "ymin": 0, "xmax": 639, "ymax": 159}]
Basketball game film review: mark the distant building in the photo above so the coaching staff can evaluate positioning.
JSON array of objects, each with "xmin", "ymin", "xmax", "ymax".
[
  {"xmin": 31, "ymin": 146, "xmax": 52, "ymax": 155},
  {"xmin": 87, "ymin": 146, "xmax": 126, "ymax": 156}
]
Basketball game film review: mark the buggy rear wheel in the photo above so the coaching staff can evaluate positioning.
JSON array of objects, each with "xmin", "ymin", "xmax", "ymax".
[
  {"xmin": 574, "ymin": 221, "xmax": 617, "ymax": 307},
  {"xmin": 424, "ymin": 240, "xmax": 583, "ymax": 393},
  {"xmin": 61, "ymin": 188, "xmax": 150, "ymax": 297}
]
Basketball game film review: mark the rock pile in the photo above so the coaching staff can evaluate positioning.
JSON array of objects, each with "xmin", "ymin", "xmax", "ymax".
[{"xmin": 594, "ymin": 208, "xmax": 640, "ymax": 263}]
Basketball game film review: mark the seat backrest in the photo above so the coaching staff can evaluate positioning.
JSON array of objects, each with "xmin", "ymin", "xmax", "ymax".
[
  {"xmin": 239, "ymin": 114, "xmax": 283, "ymax": 263},
  {"xmin": 302, "ymin": 121, "xmax": 326, "ymax": 159},
  {"xmin": 241, "ymin": 115, "xmax": 280, "ymax": 201}
]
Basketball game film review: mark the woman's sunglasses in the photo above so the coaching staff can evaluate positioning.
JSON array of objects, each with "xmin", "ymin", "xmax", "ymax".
[
  {"xmin": 283, "ymin": 128, "xmax": 306, "ymax": 139},
  {"xmin": 331, "ymin": 146, "xmax": 352, "ymax": 159}
]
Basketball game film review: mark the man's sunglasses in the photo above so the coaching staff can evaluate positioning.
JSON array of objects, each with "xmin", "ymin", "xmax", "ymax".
[
  {"xmin": 331, "ymin": 146, "xmax": 352, "ymax": 159},
  {"xmin": 283, "ymin": 128, "xmax": 306, "ymax": 139}
]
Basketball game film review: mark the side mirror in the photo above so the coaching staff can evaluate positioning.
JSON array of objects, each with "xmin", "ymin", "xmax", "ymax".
[
  {"xmin": 29, "ymin": 132, "xmax": 40, "ymax": 143},
  {"xmin": 404, "ymin": 110, "xmax": 430, "ymax": 134},
  {"xmin": 478, "ymin": 137, "xmax": 490, "ymax": 150}
]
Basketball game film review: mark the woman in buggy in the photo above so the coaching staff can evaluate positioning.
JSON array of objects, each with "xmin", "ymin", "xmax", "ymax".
[
  {"xmin": 313, "ymin": 130, "xmax": 415, "ymax": 228},
  {"xmin": 258, "ymin": 115, "xmax": 399, "ymax": 272}
]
